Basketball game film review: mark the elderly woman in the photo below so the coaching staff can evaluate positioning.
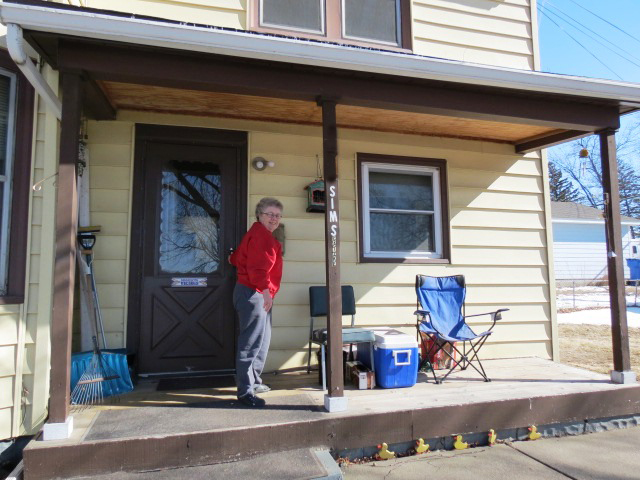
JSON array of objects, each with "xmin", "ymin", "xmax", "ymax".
[{"xmin": 229, "ymin": 197, "xmax": 283, "ymax": 407}]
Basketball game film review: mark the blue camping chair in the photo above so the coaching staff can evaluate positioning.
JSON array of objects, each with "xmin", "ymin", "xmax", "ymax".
[{"xmin": 414, "ymin": 275, "xmax": 508, "ymax": 384}]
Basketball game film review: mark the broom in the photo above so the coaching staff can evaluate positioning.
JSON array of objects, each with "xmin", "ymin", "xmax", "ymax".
[{"xmin": 71, "ymin": 336, "xmax": 121, "ymax": 407}]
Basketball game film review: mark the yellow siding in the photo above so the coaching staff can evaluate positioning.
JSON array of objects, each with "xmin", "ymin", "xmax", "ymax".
[
  {"xmin": 81, "ymin": 0, "xmax": 247, "ymax": 29},
  {"xmin": 111, "ymin": 111, "xmax": 552, "ymax": 372},
  {"xmin": 84, "ymin": 121, "xmax": 135, "ymax": 348},
  {"xmin": 55, "ymin": 0, "xmax": 534, "ymax": 71},
  {"xmin": 412, "ymin": 0, "xmax": 535, "ymax": 70}
]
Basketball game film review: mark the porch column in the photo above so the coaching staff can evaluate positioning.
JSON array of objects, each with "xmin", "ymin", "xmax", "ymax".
[
  {"xmin": 598, "ymin": 128, "xmax": 635, "ymax": 384},
  {"xmin": 318, "ymin": 97, "xmax": 346, "ymax": 412},
  {"xmin": 45, "ymin": 72, "xmax": 82, "ymax": 439}
]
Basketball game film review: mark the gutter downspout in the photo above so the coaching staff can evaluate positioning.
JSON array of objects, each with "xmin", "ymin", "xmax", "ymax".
[{"xmin": 6, "ymin": 23, "xmax": 62, "ymax": 119}]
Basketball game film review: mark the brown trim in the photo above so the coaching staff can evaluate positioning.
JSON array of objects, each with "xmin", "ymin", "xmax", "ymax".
[
  {"xmin": 318, "ymin": 97, "xmax": 344, "ymax": 398},
  {"xmin": 49, "ymin": 72, "xmax": 82, "ymax": 424},
  {"xmin": 0, "ymin": 50, "xmax": 35, "ymax": 305},
  {"xmin": 250, "ymin": 0, "xmax": 412, "ymax": 52},
  {"xmin": 126, "ymin": 124, "xmax": 248, "ymax": 369},
  {"xmin": 515, "ymin": 129, "xmax": 591, "ymax": 154},
  {"xmin": 21, "ymin": 385, "xmax": 640, "ymax": 479},
  {"xmin": 356, "ymin": 153, "xmax": 451, "ymax": 264},
  {"xmin": 599, "ymin": 128, "xmax": 631, "ymax": 372},
  {"xmin": 55, "ymin": 40, "xmax": 620, "ymax": 132}
]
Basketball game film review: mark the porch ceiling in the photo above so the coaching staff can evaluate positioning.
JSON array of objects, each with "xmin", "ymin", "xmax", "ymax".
[{"xmin": 100, "ymin": 80, "xmax": 559, "ymax": 144}]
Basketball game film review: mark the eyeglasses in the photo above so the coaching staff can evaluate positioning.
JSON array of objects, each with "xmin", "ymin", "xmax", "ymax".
[{"xmin": 261, "ymin": 212, "xmax": 282, "ymax": 220}]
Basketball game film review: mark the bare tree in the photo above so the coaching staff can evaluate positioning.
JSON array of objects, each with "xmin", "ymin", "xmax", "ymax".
[{"xmin": 549, "ymin": 117, "xmax": 640, "ymax": 235}]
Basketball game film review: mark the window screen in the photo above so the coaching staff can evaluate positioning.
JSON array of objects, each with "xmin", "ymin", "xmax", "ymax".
[
  {"xmin": 343, "ymin": 0, "xmax": 399, "ymax": 45},
  {"xmin": 261, "ymin": 0, "xmax": 324, "ymax": 33}
]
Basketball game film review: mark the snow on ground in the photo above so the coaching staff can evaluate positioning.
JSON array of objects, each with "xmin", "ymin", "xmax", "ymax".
[{"xmin": 556, "ymin": 285, "xmax": 640, "ymax": 327}]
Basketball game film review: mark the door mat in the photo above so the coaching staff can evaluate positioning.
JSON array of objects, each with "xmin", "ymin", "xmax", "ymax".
[{"xmin": 156, "ymin": 375, "xmax": 236, "ymax": 391}]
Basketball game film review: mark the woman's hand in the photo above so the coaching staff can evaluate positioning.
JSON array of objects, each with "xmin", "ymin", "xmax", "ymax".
[{"xmin": 262, "ymin": 291, "xmax": 273, "ymax": 312}]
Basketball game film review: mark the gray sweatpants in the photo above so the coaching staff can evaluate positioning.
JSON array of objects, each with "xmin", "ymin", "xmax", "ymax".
[{"xmin": 233, "ymin": 283, "xmax": 272, "ymax": 398}]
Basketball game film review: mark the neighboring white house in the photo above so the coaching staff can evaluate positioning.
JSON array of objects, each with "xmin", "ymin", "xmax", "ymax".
[{"xmin": 552, "ymin": 201, "xmax": 640, "ymax": 281}]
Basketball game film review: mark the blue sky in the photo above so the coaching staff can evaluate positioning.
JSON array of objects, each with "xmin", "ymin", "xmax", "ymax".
[
  {"xmin": 537, "ymin": 0, "xmax": 640, "ymax": 165},
  {"xmin": 538, "ymin": 0, "xmax": 640, "ymax": 83}
]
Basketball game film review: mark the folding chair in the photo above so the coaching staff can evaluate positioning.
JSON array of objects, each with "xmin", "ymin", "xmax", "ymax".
[
  {"xmin": 414, "ymin": 275, "xmax": 508, "ymax": 384},
  {"xmin": 307, "ymin": 285, "xmax": 375, "ymax": 390}
]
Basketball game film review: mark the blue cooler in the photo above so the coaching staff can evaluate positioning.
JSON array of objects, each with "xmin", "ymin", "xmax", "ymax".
[{"xmin": 373, "ymin": 329, "xmax": 419, "ymax": 388}]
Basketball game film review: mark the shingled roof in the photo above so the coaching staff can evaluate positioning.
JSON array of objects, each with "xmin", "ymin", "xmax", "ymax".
[{"xmin": 551, "ymin": 201, "xmax": 640, "ymax": 225}]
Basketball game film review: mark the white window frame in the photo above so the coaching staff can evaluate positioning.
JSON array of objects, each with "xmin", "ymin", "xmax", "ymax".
[
  {"xmin": 361, "ymin": 161, "xmax": 443, "ymax": 260},
  {"xmin": 259, "ymin": 0, "xmax": 326, "ymax": 35},
  {"xmin": 0, "ymin": 68, "xmax": 17, "ymax": 295},
  {"xmin": 341, "ymin": 0, "xmax": 402, "ymax": 47}
]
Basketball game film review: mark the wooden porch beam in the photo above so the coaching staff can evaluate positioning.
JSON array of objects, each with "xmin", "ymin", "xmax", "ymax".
[
  {"xmin": 318, "ymin": 97, "xmax": 345, "ymax": 406},
  {"xmin": 599, "ymin": 128, "xmax": 633, "ymax": 382},
  {"xmin": 83, "ymin": 76, "xmax": 116, "ymax": 120},
  {"xmin": 515, "ymin": 130, "xmax": 590, "ymax": 154},
  {"xmin": 49, "ymin": 72, "xmax": 82, "ymax": 424},
  {"xmin": 56, "ymin": 41, "xmax": 621, "ymax": 132}
]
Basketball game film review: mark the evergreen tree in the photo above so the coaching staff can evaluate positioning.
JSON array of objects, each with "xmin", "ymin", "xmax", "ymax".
[{"xmin": 549, "ymin": 162, "xmax": 583, "ymax": 202}]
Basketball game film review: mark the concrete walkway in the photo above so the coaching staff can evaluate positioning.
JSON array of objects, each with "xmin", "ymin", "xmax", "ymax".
[{"xmin": 343, "ymin": 425, "xmax": 640, "ymax": 479}]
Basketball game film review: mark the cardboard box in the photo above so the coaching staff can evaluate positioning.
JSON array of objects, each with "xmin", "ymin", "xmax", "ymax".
[{"xmin": 347, "ymin": 361, "xmax": 376, "ymax": 389}]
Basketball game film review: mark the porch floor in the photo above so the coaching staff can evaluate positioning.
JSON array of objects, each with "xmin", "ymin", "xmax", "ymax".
[{"xmin": 24, "ymin": 357, "xmax": 640, "ymax": 479}]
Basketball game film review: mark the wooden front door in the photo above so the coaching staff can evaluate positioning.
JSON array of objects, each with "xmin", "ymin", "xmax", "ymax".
[{"xmin": 129, "ymin": 125, "xmax": 247, "ymax": 375}]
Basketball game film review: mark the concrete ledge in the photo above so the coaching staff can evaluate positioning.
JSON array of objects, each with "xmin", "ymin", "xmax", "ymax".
[
  {"xmin": 41, "ymin": 417, "xmax": 73, "ymax": 441},
  {"xmin": 611, "ymin": 370, "xmax": 637, "ymax": 384},
  {"xmin": 324, "ymin": 395, "xmax": 348, "ymax": 412}
]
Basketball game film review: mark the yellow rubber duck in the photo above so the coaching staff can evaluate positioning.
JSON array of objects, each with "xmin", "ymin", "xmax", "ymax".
[
  {"xmin": 376, "ymin": 442, "xmax": 396, "ymax": 460},
  {"xmin": 415, "ymin": 438, "xmax": 430, "ymax": 454},
  {"xmin": 453, "ymin": 435, "xmax": 468, "ymax": 450},
  {"xmin": 528, "ymin": 425, "xmax": 542, "ymax": 441}
]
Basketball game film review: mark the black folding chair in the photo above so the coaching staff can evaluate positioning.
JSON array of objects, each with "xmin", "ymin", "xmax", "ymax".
[{"xmin": 307, "ymin": 285, "xmax": 375, "ymax": 390}]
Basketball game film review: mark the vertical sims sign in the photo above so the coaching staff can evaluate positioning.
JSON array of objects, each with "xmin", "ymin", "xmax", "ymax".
[{"xmin": 329, "ymin": 185, "xmax": 338, "ymax": 266}]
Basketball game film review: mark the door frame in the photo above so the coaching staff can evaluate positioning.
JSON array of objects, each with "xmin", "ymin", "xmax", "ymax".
[{"xmin": 126, "ymin": 124, "xmax": 248, "ymax": 373}]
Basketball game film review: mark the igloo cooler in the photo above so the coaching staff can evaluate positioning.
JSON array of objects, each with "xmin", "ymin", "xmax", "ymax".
[{"xmin": 372, "ymin": 328, "xmax": 419, "ymax": 388}]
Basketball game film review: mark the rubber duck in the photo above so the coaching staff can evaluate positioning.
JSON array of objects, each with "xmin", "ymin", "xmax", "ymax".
[
  {"xmin": 453, "ymin": 435, "xmax": 468, "ymax": 450},
  {"xmin": 488, "ymin": 429, "xmax": 497, "ymax": 446},
  {"xmin": 528, "ymin": 425, "xmax": 541, "ymax": 441},
  {"xmin": 415, "ymin": 438, "xmax": 430, "ymax": 454},
  {"xmin": 377, "ymin": 442, "xmax": 396, "ymax": 460}
]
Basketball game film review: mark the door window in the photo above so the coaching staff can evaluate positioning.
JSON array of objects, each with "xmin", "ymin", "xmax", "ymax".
[{"xmin": 159, "ymin": 160, "xmax": 222, "ymax": 274}]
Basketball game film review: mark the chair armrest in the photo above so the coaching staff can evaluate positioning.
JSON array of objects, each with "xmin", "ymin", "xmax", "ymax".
[{"xmin": 464, "ymin": 308, "xmax": 509, "ymax": 331}]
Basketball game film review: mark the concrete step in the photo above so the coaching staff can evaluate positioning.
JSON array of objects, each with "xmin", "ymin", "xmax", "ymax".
[{"xmin": 68, "ymin": 449, "xmax": 342, "ymax": 480}]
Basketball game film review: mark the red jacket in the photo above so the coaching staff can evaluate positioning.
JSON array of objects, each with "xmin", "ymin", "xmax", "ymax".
[{"xmin": 230, "ymin": 222, "xmax": 283, "ymax": 297}]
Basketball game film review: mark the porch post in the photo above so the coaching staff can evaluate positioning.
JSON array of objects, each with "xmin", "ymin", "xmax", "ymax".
[
  {"xmin": 317, "ymin": 97, "xmax": 347, "ymax": 412},
  {"xmin": 598, "ymin": 128, "xmax": 635, "ymax": 384},
  {"xmin": 45, "ymin": 72, "xmax": 82, "ymax": 439}
]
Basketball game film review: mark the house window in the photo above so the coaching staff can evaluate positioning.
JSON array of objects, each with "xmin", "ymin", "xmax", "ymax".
[
  {"xmin": 358, "ymin": 154, "xmax": 450, "ymax": 263},
  {"xmin": 254, "ymin": 0, "xmax": 411, "ymax": 50},
  {"xmin": 0, "ymin": 51, "xmax": 34, "ymax": 304},
  {"xmin": 0, "ymin": 69, "xmax": 17, "ymax": 296}
]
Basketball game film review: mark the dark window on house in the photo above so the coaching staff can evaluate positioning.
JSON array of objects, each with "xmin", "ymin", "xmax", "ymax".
[
  {"xmin": 254, "ymin": 0, "xmax": 412, "ymax": 50},
  {"xmin": 0, "ymin": 51, "xmax": 34, "ymax": 304},
  {"xmin": 261, "ymin": 0, "xmax": 324, "ymax": 34},
  {"xmin": 357, "ymin": 153, "xmax": 450, "ymax": 263},
  {"xmin": 343, "ymin": 0, "xmax": 399, "ymax": 45}
]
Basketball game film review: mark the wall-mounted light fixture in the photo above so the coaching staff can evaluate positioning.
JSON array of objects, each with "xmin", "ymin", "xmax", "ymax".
[{"xmin": 251, "ymin": 156, "xmax": 275, "ymax": 171}]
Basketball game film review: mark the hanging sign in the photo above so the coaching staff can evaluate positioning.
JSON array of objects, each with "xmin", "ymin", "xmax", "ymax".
[{"xmin": 171, "ymin": 277, "xmax": 207, "ymax": 287}]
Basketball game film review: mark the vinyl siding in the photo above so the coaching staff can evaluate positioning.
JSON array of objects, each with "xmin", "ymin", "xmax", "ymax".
[
  {"xmin": 412, "ymin": 0, "xmax": 535, "ymax": 69},
  {"xmin": 79, "ymin": 0, "xmax": 246, "ymax": 29},
  {"xmin": 553, "ymin": 222, "xmax": 635, "ymax": 281},
  {"xmin": 107, "ymin": 111, "xmax": 552, "ymax": 371},
  {"xmin": 51, "ymin": 1, "xmax": 535, "ymax": 71},
  {"xmin": 85, "ymin": 122, "xmax": 135, "ymax": 349}
]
